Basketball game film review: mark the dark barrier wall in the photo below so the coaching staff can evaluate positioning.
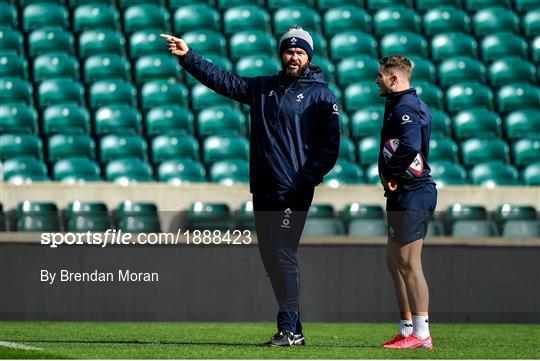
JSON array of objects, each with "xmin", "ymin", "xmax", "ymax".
[{"xmin": 0, "ymin": 243, "xmax": 539, "ymax": 323}]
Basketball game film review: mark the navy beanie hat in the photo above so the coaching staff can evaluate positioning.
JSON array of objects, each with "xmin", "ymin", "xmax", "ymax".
[{"xmin": 279, "ymin": 25, "xmax": 314, "ymax": 61}]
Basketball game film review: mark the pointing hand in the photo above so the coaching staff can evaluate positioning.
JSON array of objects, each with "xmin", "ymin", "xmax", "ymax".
[{"xmin": 160, "ymin": 34, "xmax": 189, "ymax": 57}]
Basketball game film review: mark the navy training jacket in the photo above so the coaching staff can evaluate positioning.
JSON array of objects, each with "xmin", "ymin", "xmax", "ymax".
[
  {"xmin": 378, "ymin": 88, "xmax": 436, "ymax": 194},
  {"xmin": 180, "ymin": 50, "xmax": 340, "ymax": 199}
]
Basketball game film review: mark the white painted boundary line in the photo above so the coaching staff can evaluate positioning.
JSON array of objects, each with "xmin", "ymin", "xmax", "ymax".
[{"xmin": 0, "ymin": 341, "xmax": 42, "ymax": 351}]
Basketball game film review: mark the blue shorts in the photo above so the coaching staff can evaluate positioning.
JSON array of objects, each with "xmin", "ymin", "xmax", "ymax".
[{"xmin": 386, "ymin": 184, "xmax": 437, "ymax": 244}]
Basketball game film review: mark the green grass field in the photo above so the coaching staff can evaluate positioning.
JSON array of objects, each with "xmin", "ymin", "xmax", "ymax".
[{"xmin": 0, "ymin": 322, "xmax": 538, "ymax": 359}]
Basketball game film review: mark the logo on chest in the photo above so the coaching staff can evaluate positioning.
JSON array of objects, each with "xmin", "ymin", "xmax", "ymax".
[{"xmin": 296, "ymin": 93, "xmax": 304, "ymax": 102}]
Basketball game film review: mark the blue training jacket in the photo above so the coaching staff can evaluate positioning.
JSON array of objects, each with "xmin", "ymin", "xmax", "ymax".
[
  {"xmin": 180, "ymin": 50, "xmax": 340, "ymax": 199},
  {"xmin": 378, "ymin": 88, "xmax": 435, "ymax": 193}
]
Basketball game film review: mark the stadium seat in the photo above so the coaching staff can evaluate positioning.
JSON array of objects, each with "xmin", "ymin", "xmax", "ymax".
[
  {"xmin": 0, "ymin": 2, "xmax": 17, "ymax": 28},
  {"xmin": 367, "ymin": 0, "xmax": 412, "ymax": 11},
  {"xmin": 84, "ymin": 54, "xmax": 131, "ymax": 84},
  {"xmin": 123, "ymin": 4, "xmax": 169, "ymax": 34},
  {"xmin": 336, "ymin": 56, "xmax": 379, "ymax": 86},
  {"xmin": 437, "ymin": 57, "xmax": 486, "ymax": 88},
  {"xmin": 445, "ymin": 83, "xmax": 494, "ymax": 113},
  {"xmin": 493, "ymin": 204, "xmax": 537, "ymax": 225},
  {"xmin": 312, "ymin": 56, "xmax": 335, "ymax": 81},
  {"xmin": 470, "ymin": 161, "xmax": 520, "ymax": 186},
  {"xmin": 342, "ymin": 204, "xmax": 384, "ymax": 226},
  {"xmin": 116, "ymin": 0, "xmax": 165, "ymax": 9},
  {"xmin": 451, "ymin": 220, "xmax": 497, "ymax": 237},
  {"xmin": 23, "ymin": 2, "xmax": 69, "ymax": 32},
  {"xmin": 480, "ymin": 33, "xmax": 528, "ymax": 63},
  {"xmin": 73, "ymin": 3, "xmax": 119, "ymax": 32},
  {"xmin": 209, "ymin": 159, "xmax": 250, "ymax": 184},
  {"xmin": 267, "ymin": 0, "xmax": 312, "ymax": 10},
  {"xmin": 310, "ymin": 33, "xmax": 328, "ymax": 58},
  {"xmin": 43, "ymin": 104, "xmax": 90, "ymax": 135},
  {"xmin": 18, "ymin": 215, "xmax": 61, "ymax": 232},
  {"xmin": 496, "ymin": 84, "xmax": 540, "ymax": 114},
  {"xmin": 235, "ymin": 55, "xmax": 280, "ymax": 77},
  {"xmin": 48, "ymin": 134, "xmax": 96, "ymax": 161},
  {"xmin": 350, "ymin": 106, "xmax": 382, "ymax": 140},
  {"xmin": 532, "ymin": 36, "xmax": 540, "ymax": 64},
  {"xmin": 429, "ymin": 161, "xmax": 468, "ymax": 186},
  {"xmin": 317, "ymin": 0, "xmax": 363, "ymax": 11},
  {"xmin": 33, "ymin": 53, "xmax": 79, "ymax": 82},
  {"xmin": 379, "ymin": 32, "xmax": 428, "ymax": 58},
  {"xmin": 452, "ymin": 108, "xmax": 501, "ymax": 140},
  {"xmin": 463, "ymin": 0, "xmax": 510, "ymax": 12},
  {"xmin": 426, "ymin": 219, "xmax": 445, "ymax": 236},
  {"xmin": 445, "ymin": 204, "xmax": 488, "ymax": 227},
  {"xmin": 430, "ymin": 33, "xmax": 478, "ymax": 62},
  {"xmin": 65, "ymin": 201, "xmax": 108, "ymax": 217},
  {"xmin": 0, "ymin": 78, "xmax": 32, "ymax": 105},
  {"xmin": 472, "ymin": 7, "xmax": 519, "ymax": 37},
  {"xmin": 502, "ymin": 220, "xmax": 540, "ymax": 237},
  {"xmin": 146, "ymin": 105, "xmax": 194, "ymax": 136},
  {"xmin": 95, "ymin": 105, "xmax": 142, "ymax": 136},
  {"xmin": 523, "ymin": 8, "xmax": 540, "ymax": 38},
  {"xmin": 224, "ymin": 5, "xmax": 270, "ymax": 35},
  {"xmin": 344, "ymin": 82, "xmax": 384, "ymax": 113},
  {"xmin": 79, "ymin": 29, "xmax": 125, "ymax": 59},
  {"xmin": 0, "ymin": 54, "xmax": 26, "ymax": 78},
  {"xmin": 322, "ymin": 6, "xmax": 371, "ymax": 35},
  {"xmin": 202, "ymin": 135, "xmax": 249, "ymax": 164},
  {"xmin": 0, "ymin": 134, "xmax": 42, "ymax": 160},
  {"xmin": 488, "ymin": 57, "xmax": 536, "ymax": 87},
  {"xmin": 16, "ymin": 201, "xmax": 57, "ymax": 217},
  {"xmin": 0, "ymin": 28, "xmax": 23, "ymax": 54},
  {"xmin": 67, "ymin": 215, "xmax": 112, "ymax": 232},
  {"xmin": 330, "ymin": 31, "xmax": 378, "ymax": 61},
  {"xmin": 0, "ymin": 103, "xmax": 37, "ymax": 134},
  {"xmin": 430, "ymin": 109, "xmax": 451, "ymax": 138},
  {"xmin": 29, "ymin": 28, "xmax": 75, "ymax": 58},
  {"xmin": 141, "ymin": 80, "xmax": 188, "ymax": 110},
  {"xmin": 373, "ymin": 7, "xmax": 421, "ymax": 37},
  {"xmin": 229, "ymin": 31, "xmax": 276, "ymax": 61},
  {"xmin": 38, "ymin": 78, "xmax": 84, "ymax": 108},
  {"xmin": 429, "ymin": 137, "xmax": 459, "ymax": 162},
  {"xmin": 182, "ymin": 30, "xmax": 227, "ymax": 56},
  {"xmin": 88, "ymin": 80, "xmax": 136, "ymax": 110},
  {"xmin": 129, "ymin": 30, "xmax": 167, "ymax": 58},
  {"xmin": 157, "ymin": 158, "xmax": 207, "ymax": 183},
  {"xmin": 408, "ymin": 56, "xmax": 435, "ymax": 83},
  {"xmin": 423, "ymin": 7, "xmax": 470, "ymax": 37},
  {"xmin": 348, "ymin": 219, "xmax": 387, "ymax": 236},
  {"xmin": 99, "ymin": 134, "xmax": 148, "ymax": 163},
  {"xmin": 504, "ymin": 109, "xmax": 540, "ymax": 140},
  {"xmin": 515, "ymin": 0, "xmax": 539, "ymax": 14},
  {"xmin": 53, "ymin": 157, "xmax": 102, "ymax": 182},
  {"xmin": 308, "ymin": 203, "xmax": 335, "ymax": 219},
  {"xmin": 134, "ymin": 54, "xmax": 180, "ymax": 85},
  {"xmin": 151, "ymin": 134, "xmax": 199, "ymax": 163},
  {"xmin": 185, "ymin": 202, "xmax": 233, "ymax": 231},
  {"xmin": 218, "ymin": 0, "xmax": 264, "ymax": 9},
  {"xmin": 116, "ymin": 201, "xmax": 158, "ymax": 217},
  {"xmin": 198, "ymin": 106, "xmax": 246, "ymax": 137},
  {"xmin": 413, "ymin": 82, "xmax": 443, "ymax": 109},
  {"xmin": 118, "ymin": 216, "xmax": 161, "ymax": 232},
  {"xmin": 68, "ymin": 0, "xmax": 113, "ymax": 7},
  {"xmin": 357, "ymin": 136, "xmax": 379, "ymax": 166},
  {"xmin": 173, "ymin": 4, "xmax": 220, "ymax": 33},
  {"xmin": 191, "ymin": 83, "xmax": 236, "ymax": 112},
  {"xmin": 512, "ymin": 139, "xmax": 540, "ymax": 167},
  {"xmin": 415, "ymin": 0, "xmax": 461, "ymax": 12},
  {"xmin": 105, "ymin": 158, "xmax": 154, "ymax": 183},
  {"xmin": 460, "ymin": 138, "xmax": 510, "ymax": 166},
  {"xmin": 523, "ymin": 162, "xmax": 540, "ymax": 185},
  {"xmin": 303, "ymin": 219, "xmax": 345, "ymax": 236},
  {"xmin": 2, "ymin": 157, "xmax": 49, "ymax": 182},
  {"xmin": 339, "ymin": 138, "xmax": 356, "ymax": 161},
  {"xmin": 274, "ymin": 7, "xmax": 321, "ymax": 35},
  {"xmin": 323, "ymin": 160, "xmax": 364, "ymax": 187},
  {"xmin": 235, "ymin": 201, "xmax": 255, "ymax": 231}
]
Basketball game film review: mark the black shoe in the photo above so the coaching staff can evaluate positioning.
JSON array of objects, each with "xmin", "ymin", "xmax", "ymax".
[
  {"xmin": 293, "ymin": 333, "xmax": 305, "ymax": 346},
  {"xmin": 265, "ymin": 330, "xmax": 295, "ymax": 347}
]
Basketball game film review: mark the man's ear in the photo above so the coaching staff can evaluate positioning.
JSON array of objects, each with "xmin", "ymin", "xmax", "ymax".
[{"xmin": 390, "ymin": 74, "xmax": 398, "ymax": 86}]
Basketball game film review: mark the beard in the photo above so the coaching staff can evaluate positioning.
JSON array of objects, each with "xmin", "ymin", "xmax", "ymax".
[{"xmin": 281, "ymin": 59, "xmax": 309, "ymax": 77}]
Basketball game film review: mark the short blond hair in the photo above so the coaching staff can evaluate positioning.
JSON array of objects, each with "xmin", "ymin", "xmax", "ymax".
[{"xmin": 380, "ymin": 55, "xmax": 412, "ymax": 79}]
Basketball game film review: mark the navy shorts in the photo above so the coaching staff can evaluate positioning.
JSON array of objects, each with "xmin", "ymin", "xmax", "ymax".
[{"xmin": 386, "ymin": 184, "xmax": 437, "ymax": 244}]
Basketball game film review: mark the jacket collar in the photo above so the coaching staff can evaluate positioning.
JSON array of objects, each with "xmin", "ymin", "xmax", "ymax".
[{"xmin": 385, "ymin": 88, "xmax": 416, "ymax": 107}]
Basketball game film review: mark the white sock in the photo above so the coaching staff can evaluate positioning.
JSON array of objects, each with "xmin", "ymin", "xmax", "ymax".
[
  {"xmin": 412, "ymin": 315, "xmax": 430, "ymax": 339},
  {"xmin": 400, "ymin": 319, "xmax": 413, "ymax": 337}
]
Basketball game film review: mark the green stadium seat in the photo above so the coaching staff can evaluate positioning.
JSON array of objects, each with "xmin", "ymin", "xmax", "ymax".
[
  {"xmin": 99, "ymin": 134, "xmax": 148, "ymax": 163},
  {"xmin": 413, "ymin": 81, "xmax": 443, "ymax": 109},
  {"xmin": 73, "ymin": 4, "xmax": 119, "ymax": 32},
  {"xmin": 504, "ymin": 109, "xmax": 540, "ymax": 140},
  {"xmin": 38, "ymin": 78, "xmax": 84, "ymax": 109},
  {"xmin": 342, "ymin": 203, "xmax": 384, "ymax": 224},
  {"xmin": 23, "ymin": 2, "xmax": 69, "ymax": 32},
  {"xmin": 28, "ymin": 28, "xmax": 74, "ymax": 58},
  {"xmin": 66, "ymin": 201, "xmax": 108, "ymax": 217},
  {"xmin": 322, "ymin": 6, "xmax": 371, "ymax": 35},
  {"xmin": 198, "ymin": 106, "xmax": 246, "ymax": 137},
  {"xmin": 129, "ymin": 30, "xmax": 167, "ymax": 58},
  {"xmin": 488, "ymin": 57, "xmax": 536, "ymax": 88},
  {"xmin": 183, "ymin": 54, "xmax": 232, "ymax": 86},
  {"xmin": 33, "ymin": 53, "xmax": 79, "ymax": 82},
  {"xmin": 312, "ymin": 56, "xmax": 335, "ymax": 81},
  {"xmin": 235, "ymin": 201, "xmax": 254, "ymax": 231},
  {"xmin": 430, "ymin": 33, "xmax": 478, "ymax": 62},
  {"xmin": 339, "ymin": 137, "xmax": 356, "ymax": 161},
  {"xmin": 348, "ymin": 219, "xmax": 387, "ymax": 237},
  {"xmin": 18, "ymin": 215, "xmax": 61, "ymax": 232},
  {"xmin": 317, "ymin": 0, "xmax": 362, "ymax": 11},
  {"xmin": 379, "ymin": 32, "xmax": 428, "ymax": 58},
  {"xmin": 0, "ymin": 2, "xmax": 17, "ymax": 28},
  {"xmin": 0, "ymin": 54, "xmax": 26, "ymax": 78},
  {"xmin": 218, "ymin": 0, "xmax": 264, "ymax": 9},
  {"xmin": 88, "ymin": 80, "xmax": 136, "ymax": 110},
  {"xmin": 344, "ymin": 82, "xmax": 384, "ymax": 113},
  {"xmin": 0, "ymin": 103, "xmax": 37, "ymax": 133},
  {"xmin": 423, "ymin": 7, "xmax": 470, "ymax": 37},
  {"xmin": 357, "ymin": 136, "xmax": 379, "ymax": 166},
  {"xmin": 67, "ymin": 215, "xmax": 112, "ymax": 232},
  {"xmin": 415, "ymin": 0, "xmax": 461, "ymax": 12},
  {"xmin": 523, "ymin": 161, "xmax": 540, "ymax": 185},
  {"xmin": 185, "ymin": 202, "xmax": 233, "ymax": 231},
  {"xmin": 151, "ymin": 134, "xmax": 199, "ymax": 163},
  {"xmin": 409, "ymin": 56, "xmax": 435, "ymax": 83},
  {"xmin": 79, "ymin": 29, "xmax": 125, "ymax": 59},
  {"xmin": 16, "ymin": 201, "xmax": 57, "ymax": 216},
  {"xmin": 303, "ymin": 219, "xmax": 345, "ymax": 236},
  {"xmin": 202, "ymin": 135, "xmax": 249, "ymax": 164},
  {"xmin": 84, "ymin": 54, "xmax": 131, "ymax": 84},
  {"xmin": 2, "ymin": 157, "xmax": 49, "ymax": 182},
  {"xmin": 426, "ymin": 219, "xmax": 445, "ymax": 236},
  {"xmin": 336, "ymin": 56, "xmax": 379, "ymax": 86},
  {"xmin": 430, "ymin": 160, "xmax": 467, "ymax": 186},
  {"xmin": 191, "ymin": 83, "xmax": 236, "ymax": 112},
  {"xmin": 494, "ymin": 204, "xmax": 537, "ymax": 225},
  {"xmin": 365, "ymin": 165, "xmax": 380, "ymax": 184},
  {"xmin": 480, "ymin": 33, "xmax": 528, "ymax": 63},
  {"xmin": 350, "ymin": 106, "xmax": 382, "ymax": 140},
  {"xmin": 429, "ymin": 137, "xmax": 459, "ymax": 162},
  {"xmin": 330, "ymin": 31, "xmax": 377, "ymax": 61},
  {"xmin": 0, "ymin": 78, "xmax": 32, "ymax": 105},
  {"xmin": 273, "ymin": 7, "xmax": 321, "ymax": 35},
  {"xmin": 235, "ymin": 55, "xmax": 280, "ymax": 77},
  {"xmin": 463, "ymin": 0, "xmax": 510, "ymax": 12},
  {"xmin": 267, "ymin": 0, "xmax": 312, "ymax": 10},
  {"xmin": 367, "ymin": 0, "xmax": 412, "ymax": 11},
  {"xmin": 496, "ymin": 84, "xmax": 540, "ymax": 114},
  {"xmin": 460, "ymin": 138, "xmax": 510, "ymax": 166},
  {"xmin": 168, "ymin": 0, "xmax": 216, "ymax": 9},
  {"xmin": 502, "ymin": 220, "xmax": 540, "ymax": 237},
  {"xmin": 451, "ymin": 220, "xmax": 497, "ymax": 237},
  {"xmin": 157, "ymin": 158, "xmax": 207, "ymax": 183},
  {"xmin": 512, "ymin": 138, "xmax": 540, "ymax": 167},
  {"xmin": 430, "ymin": 109, "xmax": 451, "ymax": 138},
  {"xmin": 141, "ymin": 80, "xmax": 188, "ymax": 111},
  {"xmin": 53, "ymin": 157, "xmax": 102, "ymax": 182},
  {"xmin": 118, "ymin": 216, "xmax": 161, "ymax": 232},
  {"xmin": 145, "ymin": 105, "xmax": 194, "ymax": 136},
  {"xmin": 445, "ymin": 204, "xmax": 488, "ymax": 226},
  {"xmin": 438, "ymin": 57, "xmax": 486, "ymax": 88},
  {"xmin": 173, "ymin": 4, "xmax": 220, "ymax": 33},
  {"xmin": 95, "ymin": 105, "xmax": 142, "ymax": 136},
  {"xmin": 0, "ymin": 28, "xmax": 23, "ymax": 54},
  {"xmin": 48, "ymin": 134, "xmax": 96, "ymax": 161},
  {"xmin": 470, "ymin": 161, "xmax": 520, "ymax": 186},
  {"xmin": 473, "ymin": 7, "xmax": 519, "ymax": 37},
  {"xmin": 209, "ymin": 159, "xmax": 249, "ymax": 184},
  {"xmin": 445, "ymin": 83, "xmax": 494, "ymax": 113},
  {"xmin": 123, "ymin": 4, "xmax": 169, "ymax": 34},
  {"xmin": 532, "ymin": 36, "xmax": 540, "ymax": 64},
  {"xmin": 117, "ymin": 0, "xmax": 165, "ymax": 9},
  {"xmin": 452, "ymin": 108, "xmax": 501, "ymax": 140},
  {"xmin": 69, "ymin": 0, "xmax": 113, "ymax": 7},
  {"xmin": 323, "ymin": 160, "xmax": 364, "ymax": 187},
  {"xmin": 523, "ymin": 8, "xmax": 540, "ymax": 38},
  {"xmin": 182, "ymin": 30, "xmax": 226, "ymax": 56},
  {"xmin": 105, "ymin": 158, "xmax": 154, "ymax": 183},
  {"xmin": 0, "ymin": 134, "xmax": 42, "ymax": 160},
  {"xmin": 329, "ymin": 83, "xmax": 343, "ymax": 108},
  {"xmin": 229, "ymin": 31, "xmax": 276, "ymax": 61},
  {"xmin": 224, "ymin": 6, "xmax": 270, "ymax": 35},
  {"xmin": 116, "ymin": 201, "xmax": 158, "ymax": 217},
  {"xmin": 339, "ymin": 111, "xmax": 350, "ymax": 137},
  {"xmin": 373, "ymin": 7, "xmax": 421, "ymax": 37},
  {"xmin": 43, "ymin": 104, "xmax": 89, "ymax": 135},
  {"xmin": 134, "ymin": 54, "xmax": 180, "ymax": 85},
  {"xmin": 515, "ymin": 0, "xmax": 540, "ymax": 13}
]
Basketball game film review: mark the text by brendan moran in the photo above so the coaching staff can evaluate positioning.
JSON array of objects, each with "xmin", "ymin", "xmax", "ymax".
[{"xmin": 41, "ymin": 269, "xmax": 159, "ymax": 285}]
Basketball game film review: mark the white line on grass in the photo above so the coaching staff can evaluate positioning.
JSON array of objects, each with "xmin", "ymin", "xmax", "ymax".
[{"xmin": 0, "ymin": 341, "xmax": 42, "ymax": 351}]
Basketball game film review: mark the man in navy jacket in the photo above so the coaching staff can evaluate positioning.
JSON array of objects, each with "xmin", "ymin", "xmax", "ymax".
[{"xmin": 161, "ymin": 26, "xmax": 340, "ymax": 346}]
